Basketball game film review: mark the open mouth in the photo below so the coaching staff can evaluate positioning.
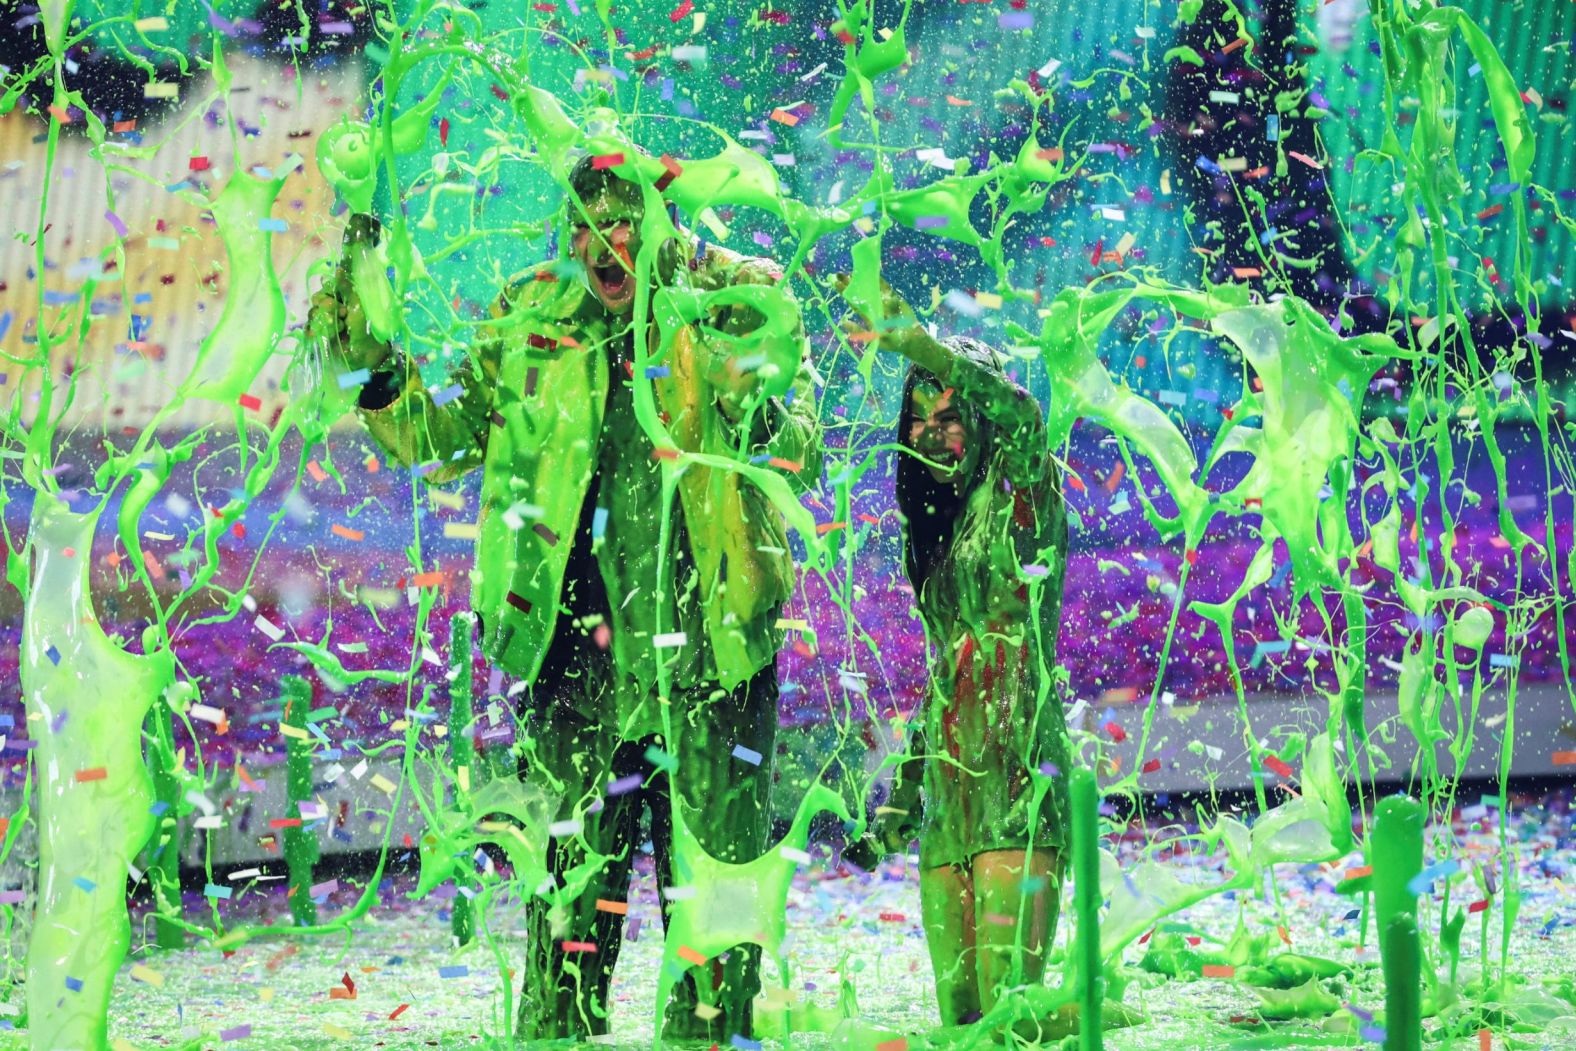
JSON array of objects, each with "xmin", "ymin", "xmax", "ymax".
[{"xmin": 591, "ymin": 261, "xmax": 632, "ymax": 304}]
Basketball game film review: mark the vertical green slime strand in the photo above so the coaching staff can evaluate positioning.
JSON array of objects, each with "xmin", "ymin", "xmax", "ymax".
[
  {"xmin": 282, "ymin": 676, "xmax": 318, "ymax": 928},
  {"xmin": 143, "ymin": 690, "xmax": 185, "ymax": 950},
  {"xmin": 1069, "ymin": 768, "xmax": 1103, "ymax": 1051},
  {"xmin": 448, "ymin": 613, "xmax": 476, "ymax": 948},
  {"xmin": 1383, "ymin": 914, "xmax": 1423, "ymax": 1051},
  {"xmin": 22, "ymin": 499, "xmax": 172, "ymax": 1051},
  {"xmin": 1370, "ymin": 796, "xmax": 1424, "ymax": 1051},
  {"xmin": 179, "ymin": 170, "xmax": 289, "ymax": 403}
]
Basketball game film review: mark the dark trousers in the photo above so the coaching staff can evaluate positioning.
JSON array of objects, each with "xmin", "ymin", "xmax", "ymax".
[{"xmin": 516, "ymin": 663, "xmax": 778, "ymax": 1041}]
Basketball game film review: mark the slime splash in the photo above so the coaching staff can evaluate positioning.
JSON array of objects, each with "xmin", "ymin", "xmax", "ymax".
[{"xmin": 0, "ymin": 0, "xmax": 1572, "ymax": 1048}]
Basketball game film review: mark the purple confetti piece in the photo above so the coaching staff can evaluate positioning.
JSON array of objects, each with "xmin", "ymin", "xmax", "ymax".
[{"xmin": 606, "ymin": 773, "xmax": 643, "ymax": 796}]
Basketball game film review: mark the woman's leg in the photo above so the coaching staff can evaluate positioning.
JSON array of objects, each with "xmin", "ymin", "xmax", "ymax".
[
  {"xmin": 970, "ymin": 848, "xmax": 1061, "ymax": 1013},
  {"xmin": 918, "ymin": 862, "xmax": 981, "ymax": 1025}
]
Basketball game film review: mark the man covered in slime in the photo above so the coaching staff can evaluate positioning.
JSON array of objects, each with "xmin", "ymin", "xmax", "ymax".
[
  {"xmin": 841, "ymin": 277, "xmax": 1071, "ymax": 1026},
  {"xmin": 307, "ymin": 155, "xmax": 823, "ymax": 1040}
]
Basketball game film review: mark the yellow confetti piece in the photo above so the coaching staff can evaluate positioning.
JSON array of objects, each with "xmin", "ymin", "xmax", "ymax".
[
  {"xmin": 697, "ymin": 207, "xmax": 729, "ymax": 241},
  {"xmin": 774, "ymin": 618, "xmax": 808, "ymax": 630},
  {"xmin": 324, "ymin": 1023, "xmax": 353, "ymax": 1038},
  {"xmin": 443, "ymin": 521, "xmax": 480, "ymax": 540},
  {"xmin": 129, "ymin": 963, "xmax": 164, "ymax": 987},
  {"xmin": 142, "ymin": 82, "xmax": 179, "ymax": 99},
  {"xmin": 973, "ymin": 291, "xmax": 1003, "ymax": 310},
  {"xmin": 279, "ymin": 723, "xmax": 309, "ymax": 740},
  {"xmin": 370, "ymin": 773, "xmax": 398, "ymax": 795}
]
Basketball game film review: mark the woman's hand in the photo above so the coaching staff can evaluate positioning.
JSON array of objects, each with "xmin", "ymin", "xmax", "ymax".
[
  {"xmin": 831, "ymin": 272, "xmax": 951, "ymax": 377},
  {"xmin": 831, "ymin": 272, "xmax": 918, "ymax": 350}
]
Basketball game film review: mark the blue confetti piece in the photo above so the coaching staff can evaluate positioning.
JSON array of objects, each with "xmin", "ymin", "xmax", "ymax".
[
  {"xmin": 592, "ymin": 506, "xmax": 609, "ymax": 540},
  {"xmin": 1488, "ymin": 653, "xmax": 1518, "ymax": 668},
  {"xmin": 731, "ymin": 744, "xmax": 763, "ymax": 766},
  {"xmin": 431, "ymin": 383, "xmax": 465, "ymax": 407},
  {"xmin": 73, "ymin": 877, "xmax": 96, "ymax": 892},
  {"xmin": 337, "ymin": 368, "xmax": 371, "ymax": 389},
  {"xmin": 1249, "ymin": 640, "xmax": 1290, "ymax": 668},
  {"xmin": 439, "ymin": 964, "xmax": 469, "ymax": 979},
  {"xmin": 1406, "ymin": 858, "xmax": 1460, "ymax": 896},
  {"xmin": 1268, "ymin": 559, "xmax": 1294, "ymax": 588},
  {"xmin": 149, "ymin": 800, "xmax": 170, "ymax": 817},
  {"xmin": 204, "ymin": 883, "xmax": 232, "ymax": 900},
  {"xmin": 45, "ymin": 645, "xmax": 60, "ymax": 666},
  {"xmin": 65, "ymin": 976, "xmax": 83, "ymax": 992},
  {"xmin": 644, "ymin": 365, "xmax": 671, "ymax": 379},
  {"xmin": 0, "ymin": 312, "xmax": 10, "ymax": 340},
  {"xmin": 256, "ymin": 217, "xmax": 288, "ymax": 233}
]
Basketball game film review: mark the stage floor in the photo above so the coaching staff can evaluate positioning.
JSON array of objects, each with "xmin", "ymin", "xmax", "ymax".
[{"xmin": 5, "ymin": 798, "xmax": 1572, "ymax": 1051}]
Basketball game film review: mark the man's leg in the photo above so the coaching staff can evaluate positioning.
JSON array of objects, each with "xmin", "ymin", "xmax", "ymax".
[
  {"xmin": 517, "ymin": 699, "xmax": 640, "ymax": 1040},
  {"xmin": 652, "ymin": 667, "xmax": 778, "ymax": 1040},
  {"xmin": 918, "ymin": 862, "xmax": 981, "ymax": 1025}
]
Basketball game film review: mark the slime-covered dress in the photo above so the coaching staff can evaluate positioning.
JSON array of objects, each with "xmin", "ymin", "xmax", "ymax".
[{"xmin": 898, "ymin": 340, "xmax": 1072, "ymax": 870}]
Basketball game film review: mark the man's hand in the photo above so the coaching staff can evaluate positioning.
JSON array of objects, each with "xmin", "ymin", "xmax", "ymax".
[
  {"xmin": 305, "ymin": 262, "xmax": 393, "ymax": 375},
  {"xmin": 700, "ymin": 267, "xmax": 801, "ymax": 418}
]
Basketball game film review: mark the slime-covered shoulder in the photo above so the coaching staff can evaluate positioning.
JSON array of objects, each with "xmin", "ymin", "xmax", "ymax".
[{"xmin": 356, "ymin": 264, "xmax": 575, "ymax": 485}]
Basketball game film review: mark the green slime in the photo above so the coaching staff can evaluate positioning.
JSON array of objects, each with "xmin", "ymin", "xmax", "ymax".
[{"xmin": 2, "ymin": 0, "xmax": 1571, "ymax": 1046}]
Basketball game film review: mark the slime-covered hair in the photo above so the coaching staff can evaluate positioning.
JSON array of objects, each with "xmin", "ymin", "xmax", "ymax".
[{"xmin": 894, "ymin": 335, "xmax": 1005, "ymax": 593}]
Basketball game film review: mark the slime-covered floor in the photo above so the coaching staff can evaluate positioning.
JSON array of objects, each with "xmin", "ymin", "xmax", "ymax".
[{"xmin": 9, "ymin": 792, "xmax": 1570, "ymax": 1051}]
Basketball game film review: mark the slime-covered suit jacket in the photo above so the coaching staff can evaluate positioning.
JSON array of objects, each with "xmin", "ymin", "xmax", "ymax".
[{"xmin": 356, "ymin": 243, "xmax": 822, "ymax": 691}]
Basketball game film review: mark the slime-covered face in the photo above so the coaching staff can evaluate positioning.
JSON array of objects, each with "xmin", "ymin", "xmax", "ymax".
[
  {"xmin": 570, "ymin": 180, "xmax": 647, "ymax": 314},
  {"xmin": 907, "ymin": 383, "xmax": 975, "ymax": 485}
]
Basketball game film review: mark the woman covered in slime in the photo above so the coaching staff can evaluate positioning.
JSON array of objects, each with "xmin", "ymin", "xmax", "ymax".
[{"xmin": 841, "ymin": 276, "xmax": 1072, "ymax": 1026}]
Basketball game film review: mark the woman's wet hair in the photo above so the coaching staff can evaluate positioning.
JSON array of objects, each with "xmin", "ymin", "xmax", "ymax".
[{"xmin": 894, "ymin": 336, "xmax": 1006, "ymax": 591}]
